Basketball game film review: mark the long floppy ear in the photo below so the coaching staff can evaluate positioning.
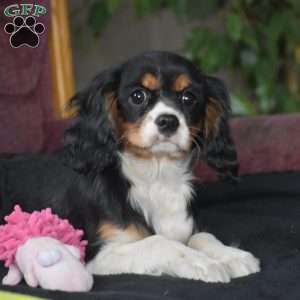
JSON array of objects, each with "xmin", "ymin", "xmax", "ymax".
[
  {"xmin": 200, "ymin": 76, "xmax": 239, "ymax": 182},
  {"xmin": 63, "ymin": 67, "xmax": 121, "ymax": 174}
]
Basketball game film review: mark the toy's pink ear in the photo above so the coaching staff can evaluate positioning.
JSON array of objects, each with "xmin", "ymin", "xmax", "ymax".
[
  {"xmin": 2, "ymin": 264, "xmax": 22, "ymax": 286},
  {"xmin": 65, "ymin": 245, "xmax": 81, "ymax": 260}
]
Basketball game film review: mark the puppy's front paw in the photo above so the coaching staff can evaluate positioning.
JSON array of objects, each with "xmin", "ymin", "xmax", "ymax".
[
  {"xmin": 169, "ymin": 247, "xmax": 231, "ymax": 283},
  {"xmin": 188, "ymin": 233, "xmax": 260, "ymax": 279},
  {"xmin": 220, "ymin": 247, "xmax": 260, "ymax": 278}
]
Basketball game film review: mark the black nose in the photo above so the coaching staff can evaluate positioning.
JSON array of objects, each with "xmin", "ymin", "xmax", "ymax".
[{"xmin": 155, "ymin": 114, "xmax": 179, "ymax": 136}]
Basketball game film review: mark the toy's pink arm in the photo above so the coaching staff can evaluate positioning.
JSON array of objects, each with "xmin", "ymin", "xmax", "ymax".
[
  {"xmin": 2, "ymin": 264, "xmax": 22, "ymax": 286},
  {"xmin": 23, "ymin": 265, "xmax": 38, "ymax": 288}
]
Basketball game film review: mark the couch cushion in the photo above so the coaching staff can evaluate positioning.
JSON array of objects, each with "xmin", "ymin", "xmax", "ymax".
[
  {"xmin": 195, "ymin": 114, "xmax": 300, "ymax": 181},
  {"xmin": 0, "ymin": 0, "xmax": 53, "ymax": 153}
]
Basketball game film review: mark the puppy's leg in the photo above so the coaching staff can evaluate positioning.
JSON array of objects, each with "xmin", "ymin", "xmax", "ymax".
[
  {"xmin": 188, "ymin": 232, "xmax": 260, "ymax": 278},
  {"xmin": 87, "ymin": 235, "xmax": 231, "ymax": 282}
]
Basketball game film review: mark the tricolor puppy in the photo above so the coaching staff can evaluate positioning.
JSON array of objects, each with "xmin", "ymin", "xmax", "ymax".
[{"xmin": 0, "ymin": 51, "xmax": 260, "ymax": 282}]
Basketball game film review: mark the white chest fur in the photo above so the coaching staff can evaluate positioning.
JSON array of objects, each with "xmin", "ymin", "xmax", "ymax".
[{"xmin": 120, "ymin": 153, "xmax": 194, "ymax": 243}]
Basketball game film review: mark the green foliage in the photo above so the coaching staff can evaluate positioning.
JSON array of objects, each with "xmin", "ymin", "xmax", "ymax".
[
  {"xmin": 185, "ymin": 0, "xmax": 300, "ymax": 115},
  {"xmin": 86, "ymin": 0, "xmax": 300, "ymax": 115},
  {"xmin": 88, "ymin": 0, "xmax": 122, "ymax": 36},
  {"xmin": 186, "ymin": 28, "xmax": 234, "ymax": 73},
  {"xmin": 133, "ymin": 0, "xmax": 164, "ymax": 17}
]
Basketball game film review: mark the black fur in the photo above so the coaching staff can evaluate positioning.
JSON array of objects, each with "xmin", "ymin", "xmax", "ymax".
[
  {"xmin": 64, "ymin": 67, "xmax": 122, "ymax": 173},
  {"xmin": 201, "ymin": 76, "xmax": 239, "ymax": 181}
]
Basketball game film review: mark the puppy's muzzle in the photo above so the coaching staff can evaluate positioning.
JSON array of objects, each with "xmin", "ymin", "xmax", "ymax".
[{"xmin": 155, "ymin": 114, "xmax": 179, "ymax": 137}]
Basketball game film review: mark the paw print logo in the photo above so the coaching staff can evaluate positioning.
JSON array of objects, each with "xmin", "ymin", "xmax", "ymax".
[{"xmin": 4, "ymin": 16, "xmax": 45, "ymax": 48}]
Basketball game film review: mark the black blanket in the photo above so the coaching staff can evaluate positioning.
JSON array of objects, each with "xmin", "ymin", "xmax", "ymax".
[{"xmin": 1, "ymin": 171, "xmax": 300, "ymax": 300}]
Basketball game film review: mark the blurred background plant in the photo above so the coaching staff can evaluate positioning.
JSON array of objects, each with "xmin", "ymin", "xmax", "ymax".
[{"xmin": 77, "ymin": 0, "xmax": 300, "ymax": 116}]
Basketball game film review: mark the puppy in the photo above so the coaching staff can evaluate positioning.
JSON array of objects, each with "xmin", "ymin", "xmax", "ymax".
[{"xmin": 0, "ymin": 51, "xmax": 259, "ymax": 282}]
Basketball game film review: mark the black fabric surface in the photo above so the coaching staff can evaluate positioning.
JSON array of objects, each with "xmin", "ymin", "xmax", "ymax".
[{"xmin": 1, "ymin": 171, "xmax": 300, "ymax": 300}]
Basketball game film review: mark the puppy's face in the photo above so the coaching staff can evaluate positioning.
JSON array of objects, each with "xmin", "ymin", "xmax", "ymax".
[
  {"xmin": 68, "ymin": 51, "xmax": 238, "ymax": 180},
  {"xmin": 109, "ymin": 53, "xmax": 216, "ymax": 159}
]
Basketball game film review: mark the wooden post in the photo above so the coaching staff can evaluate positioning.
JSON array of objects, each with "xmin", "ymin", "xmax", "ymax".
[{"xmin": 49, "ymin": 0, "xmax": 75, "ymax": 118}]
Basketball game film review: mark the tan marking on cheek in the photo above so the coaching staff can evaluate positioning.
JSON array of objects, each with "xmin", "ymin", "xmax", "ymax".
[
  {"xmin": 105, "ymin": 102, "xmax": 153, "ymax": 159},
  {"xmin": 141, "ymin": 73, "xmax": 160, "ymax": 90},
  {"xmin": 121, "ymin": 122, "xmax": 143, "ymax": 146},
  {"xmin": 98, "ymin": 223, "xmax": 150, "ymax": 242},
  {"xmin": 119, "ymin": 118, "xmax": 154, "ymax": 158},
  {"xmin": 123, "ymin": 120, "xmax": 189, "ymax": 160},
  {"xmin": 173, "ymin": 74, "xmax": 191, "ymax": 92},
  {"xmin": 106, "ymin": 94, "xmax": 139, "ymax": 145},
  {"xmin": 105, "ymin": 94, "xmax": 187, "ymax": 159}
]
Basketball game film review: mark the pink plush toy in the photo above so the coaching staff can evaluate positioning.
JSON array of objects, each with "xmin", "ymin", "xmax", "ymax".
[{"xmin": 0, "ymin": 205, "xmax": 93, "ymax": 291}]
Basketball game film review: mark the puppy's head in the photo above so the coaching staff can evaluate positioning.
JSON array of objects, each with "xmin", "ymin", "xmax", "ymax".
[{"xmin": 65, "ymin": 51, "xmax": 238, "ymax": 180}]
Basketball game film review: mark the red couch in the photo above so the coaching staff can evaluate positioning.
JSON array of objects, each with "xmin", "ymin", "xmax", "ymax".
[
  {"xmin": 196, "ymin": 113, "xmax": 300, "ymax": 181},
  {"xmin": 0, "ymin": 0, "xmax": 68, "ymax": 154}
]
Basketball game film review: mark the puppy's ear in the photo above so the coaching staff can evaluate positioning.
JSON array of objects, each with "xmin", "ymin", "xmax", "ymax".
[
  {"xmin": 64, "ymin": 67, "xmax": 121, "ymax": 173},
  {"xmin": 199, "ymin": 76, "xmax": 239, "ymax": 182}
]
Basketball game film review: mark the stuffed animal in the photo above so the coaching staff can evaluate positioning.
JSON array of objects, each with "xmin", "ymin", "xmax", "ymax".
[{"xmin": 0, "ymin": 205, "xmax": 93, "ymax": 292}]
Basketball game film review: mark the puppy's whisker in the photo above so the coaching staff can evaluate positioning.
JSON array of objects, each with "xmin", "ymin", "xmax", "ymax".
[
  {"xmin": 189, "ymin": 125, "xmax": 202, "ymax": 132},
  {"xmin": 190, "ymin": 136, "xmax": 201, "ymax": 163}
]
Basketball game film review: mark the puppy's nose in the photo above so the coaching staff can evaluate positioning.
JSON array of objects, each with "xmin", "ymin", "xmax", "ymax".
[{"xmin": 155, "ymin": 114, "xmax": 179, "ymax": 136}]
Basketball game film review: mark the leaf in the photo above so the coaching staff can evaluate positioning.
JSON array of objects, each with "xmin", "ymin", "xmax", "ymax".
[
  {"xmin": 185, "ymin": 0, "xmax": 223, "ymax": 20},
  {"xmin": 166, "ymin": 0, "xmax": 188, "ymax": 20},
  {"xmin": 287, "ymin": 0, "xmax": 300, "ymax": 13},
  {"xmin": 186, "ymin": 27, "xmax": 233, "ymax": 73},
  {"xmin": 133, "ymin": 0, "xmax": 164, "ymax": 17},
  {"xmin": 240, "ymin": 49, "xmax": 257, "ymax": 66},
  {"xmin": 255, "ymin": 79, "xmax": 276, "ymax": 113},
  {"xmin": 240, "ymin": 24, "xmax": 259, "ymax": 50},
  {"xmin": 87, "ymin": 1, "xmax": 111, "ymax": 36},
  {"xmin": 225, "ymin": 13, "xmax": 243, "ymax": 41},
  {"xmin": 231, "ymin": 93, "xmax": 257, "ymax": 116},
  {"xmin": 106, "ymin": 0, "xmax": 122, "ymax": 14}
]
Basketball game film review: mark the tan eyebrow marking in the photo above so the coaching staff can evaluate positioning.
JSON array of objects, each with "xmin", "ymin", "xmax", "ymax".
[
  {"xmin": 173, "ymin": 74, "xmax": 191, "ymax": 92},
  {"xmin": 141, "ymin": 73, "xmax": 160, "ymax": 90}
]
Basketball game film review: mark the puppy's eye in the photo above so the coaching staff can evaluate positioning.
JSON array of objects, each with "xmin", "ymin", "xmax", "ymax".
[
  {"xmin": 130, "ymin": 89, "xmax": 148, "ymax": 105},
  {"xmin": 181, "ymin": 91, "xmax": 196, "ymax": 105}
]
